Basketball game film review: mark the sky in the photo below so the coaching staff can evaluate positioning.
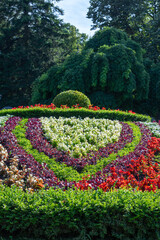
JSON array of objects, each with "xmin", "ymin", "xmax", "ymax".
[{"xmin": 57, "ymin": 0, "xmax": 96, "ymax": 37}]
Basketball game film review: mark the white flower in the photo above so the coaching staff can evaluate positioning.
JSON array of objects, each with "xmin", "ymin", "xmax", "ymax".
[
  {"xmin": 40, "ymin": 116, "xmax": 122, "ymax": 157},
  {"xmin": 140, "ymin": 121, "xmax": 160, "ymax": 138}
]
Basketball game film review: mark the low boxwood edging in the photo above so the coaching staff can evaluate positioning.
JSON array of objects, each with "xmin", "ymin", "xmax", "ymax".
[
  {"xmin": 0, "ymin": 186, "xmax": 160, "ymax": 240},
  {"xmin": 0, "ymin": 108, "xmax": 151, "ymax": 122}
]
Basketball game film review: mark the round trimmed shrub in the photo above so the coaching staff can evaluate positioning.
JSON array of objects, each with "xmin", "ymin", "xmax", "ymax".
[{"xmin": 52, "ymin": 90, "xmax": 91, "ymax": 108}]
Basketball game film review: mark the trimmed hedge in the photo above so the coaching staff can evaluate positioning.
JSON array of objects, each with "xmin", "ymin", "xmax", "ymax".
[
  {"xmin": 1, "ymin": 186, "xmax": 160, "ymax": 240},
  {"xmin": 0, "ymin": 108, "xmax": 151, "ymax": 122}
]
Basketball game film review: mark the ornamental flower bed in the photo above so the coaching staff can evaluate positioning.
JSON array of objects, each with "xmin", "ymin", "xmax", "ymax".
[
  {"xmin": 1, "ymin": 115, "xmax": 160, "ymax": 192},
  {"xmin": 25, "ymin": 118, "xmax": 132, "ymax": 172},
  {"xmin": 40, "ymin": 117, "xmax": 122, "ymax": 157},
  {"xmin": 0, "ymin": 109, "xmax": 160, "ymax": 240}
]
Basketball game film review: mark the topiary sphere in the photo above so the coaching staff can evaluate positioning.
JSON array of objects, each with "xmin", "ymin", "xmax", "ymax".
[{"xmin": 52, "ymin": 90, "xmax": 91, "ymax": 108}]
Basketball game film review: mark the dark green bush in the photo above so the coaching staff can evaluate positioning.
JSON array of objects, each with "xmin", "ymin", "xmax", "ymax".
[
  {"xmin": 89, "ymin": 91, "xmax": 117, "ymax": 108},
  {"xmin": 52, "ymin": 90, "xmax": 91, "ymax": 108}
]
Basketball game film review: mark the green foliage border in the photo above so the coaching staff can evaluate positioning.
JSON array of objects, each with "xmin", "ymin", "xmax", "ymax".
[
  {"xmin": 0, "ymin": 108, "xmax": 151, "ymax": 122},
  {"xmin": 1, "ymin": 186, "xmax": 160, "ymax": 240}
]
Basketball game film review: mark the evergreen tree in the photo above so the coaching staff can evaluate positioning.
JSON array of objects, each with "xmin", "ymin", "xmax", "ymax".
[{"xmin": 0, "ymin": 0, "xmax": 65, "ymax": 107}]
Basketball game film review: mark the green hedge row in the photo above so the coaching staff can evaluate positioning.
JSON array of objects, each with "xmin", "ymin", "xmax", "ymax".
[
  {"xmin": 0, "ymin": 108, "xmax": 151, "ymax": 122},
  {"xmin": 0, "ymin": 186, "xmax": 160, "ymax": 240}
]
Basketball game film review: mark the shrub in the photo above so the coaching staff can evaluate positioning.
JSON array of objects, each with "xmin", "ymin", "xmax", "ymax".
[
  {"xmin": 52, "ymin": 90, "xmax": 91, "ymax": 108},
  {"xmin": 0, "ymin": 107, "xmax": 152, "ymax": 122},
  {"xmin": 1, "ymin": 186, "xmax": 160, "ymax": 240}
]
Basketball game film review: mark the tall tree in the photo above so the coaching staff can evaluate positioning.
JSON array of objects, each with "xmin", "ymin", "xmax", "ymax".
[
  {"xmin": 0, "ymin": 0, "xmax": 65, "ymax": 107},
  {"xmin": 87, "ymin": 0, "xmax": 159, "ymax": 33},
  {"xmin": 31, "ymin": 27, "xmax": 150, "ymax": 110},
  {"xmin": 55, "ymin": 23, "xmax": 88, "ymax": 63},
  {"xmin": 87, "ymin": 0, "xmax": 160, "ymax": 62}
]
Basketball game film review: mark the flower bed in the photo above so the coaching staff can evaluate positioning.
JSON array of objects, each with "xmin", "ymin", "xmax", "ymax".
[
  {"xmin": 25, "ymin": 118, "xmax": 132, "ymax": 172},
  {"xmin": 0, "ymin": 109, "xmax": 160, "ymax": 239},
  {"xmin": 0, "ymin": 115, "xmax": 157, "ymax": 191},
  {"xmin": 40, "ymin": 116, "xmax": 122, "ymax": 157}
]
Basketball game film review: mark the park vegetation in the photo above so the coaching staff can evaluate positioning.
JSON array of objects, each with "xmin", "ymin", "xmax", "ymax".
[{"xmin": 0, "ymin": 2, "xmax": 160, "ymax": 239}]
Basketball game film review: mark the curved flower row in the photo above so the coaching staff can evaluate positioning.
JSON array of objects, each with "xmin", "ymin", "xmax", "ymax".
[
  {"xmin": 86, "ymin": 122, "xmax": 152, "ymax": 189},
  {"xmin": 103, "ymin": 122, "xmax": 152, "ymax": 174},
  {"xmin": 12, "ymin": 103, "xmax": 135, "ymax": 113},
  {"xmin": 1, "ymin": 116, "xmax": 158, "ymax": 192},
  {"xmin": 0, "ymin": 117, "xmax": 59, "ymax": 187},
  {"xmin": 25, "ymin": 118, "xmax": 133, "ymax": 172},
  {"xmin": 141, "ymin": 121, "xmax": 160, "ymax": 138},
  {"xmin": 40, "ymin": 117, "xmax": 122, "ymax": 158},
  {"xmin": 0, "ymin": 143, "xmax": 45, "ymax": 192}
]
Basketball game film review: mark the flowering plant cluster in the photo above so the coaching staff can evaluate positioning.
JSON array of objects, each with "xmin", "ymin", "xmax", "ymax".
[
  {"xmin": 25, "ymin": 118, "xmax": 132, "ymax": 172},
  {"xmin": 1, "ymin": 114, "xmax": 160, "ymax": 193},
  {"xmin": 11, "ymin": 104, "xmax": 137, "ymax": 115},
  {"xmin": 0, "ymin": 143, "xmax": 45, "ymax": 192},
  {"xmin": 12, "ymin": 103, "xmax": 57, "ymax": 110},
  {"xmin": 88, "ymin": 106, "xmax": 136, "ymax": 114},
  {"xmin": 12, "ymin": 103, "xmax": 105, "ymax": 110},
  {"xmin": 0, "ymin": 117, "xmax": 59, "ymax": 187},
  {"xmin": 88, "ymin": 105, "xmax": 105, "ymax": 111},
  {"xmin": 40, "ymin": 117, "xmax": 122, "ymax": 158},
  {"xmin": 141, "ymin": 121, "xmax": 160, "ymax": 138},
  {"xmin": 0, "ymin": 115, "xmax": 12, "ymax": 127},
  {"xmin": 98, "ymin": 137, "xmax": 160, "ymax": 192}
]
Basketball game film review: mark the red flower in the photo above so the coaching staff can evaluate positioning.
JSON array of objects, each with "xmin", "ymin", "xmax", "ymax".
[{"xmin": 128, "ymin": 110, "xmax": 136, "ymax": 114}]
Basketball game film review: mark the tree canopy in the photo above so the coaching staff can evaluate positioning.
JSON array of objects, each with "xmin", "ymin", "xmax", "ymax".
[
  {"xmin": 87, "ymin": 0, "xmax": 160, "ymax": 62},
  {"xmin": 31, "ymin": 27, "xmax": 150, "ymax": 110},
  {"xmin": 0, "ymin": 0, "xmax": 87, "ymax": 108}
]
